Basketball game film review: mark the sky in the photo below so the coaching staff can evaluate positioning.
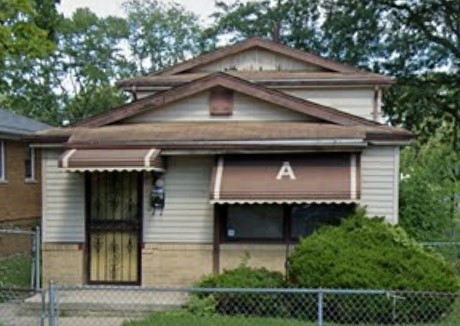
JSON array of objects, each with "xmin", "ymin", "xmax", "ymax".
[{"xmin": 58, "ymin": 0, "xmax": 251, "ymax": 23}]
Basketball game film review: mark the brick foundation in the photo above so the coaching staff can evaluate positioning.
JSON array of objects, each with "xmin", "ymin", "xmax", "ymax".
[
  {"xmin": 142, "ymin": 243, "xmax": 213, "ymax": 287},
  {"xmin": 41, "ymin": 242, "xmax": 291, "ymax": 287},
  {"xmin": 219, "ymin": 244, "xmax": 289, "ymax": 273},
  {"xmin": 42, "ymin": 243, "xmax": 84, "ymax": 286}
]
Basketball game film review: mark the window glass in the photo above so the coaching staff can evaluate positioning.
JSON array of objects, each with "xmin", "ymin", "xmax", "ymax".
[
  {"xmin": 290, "ymin": 204, "xmax": 354, "ymax": 239},
  {"xmin": 25, "ymin": 146, "xmax": 35, "ymax": 180},
  {"xmin": 227, "ymin": 205, "xmax": 283, "ymax": 240},
  {"xmin": 0, "ymin": 141, "xmax": 4, "ymax": 180}
]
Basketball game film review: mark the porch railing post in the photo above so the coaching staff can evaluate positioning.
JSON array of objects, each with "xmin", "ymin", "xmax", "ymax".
[
  {"xmin": 317, "ymin": 290, "xmax": 324, "ymax": 326},
  {"xmin": 48, "ymin": 280, "xmax": 56, "ymax": 326}
]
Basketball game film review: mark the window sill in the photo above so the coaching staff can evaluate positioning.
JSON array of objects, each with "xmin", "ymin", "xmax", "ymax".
[
  {"xmin": 25, "ymin": 179, "xmax": 38, "ymax": 184},
  {"xmin": 0, "ymin": 179, "xmax": 8, "ymax": 185}
]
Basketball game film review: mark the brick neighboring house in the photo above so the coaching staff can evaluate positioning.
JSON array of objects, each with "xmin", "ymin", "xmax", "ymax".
[{"xmin": 0, "ymin": 108, "xmax": 49, "ymax": 227}]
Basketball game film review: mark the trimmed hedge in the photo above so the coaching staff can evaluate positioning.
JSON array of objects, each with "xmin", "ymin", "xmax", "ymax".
[{"xmin": 287, "ymin": 209, "xmax": 459, "ymax": 323}]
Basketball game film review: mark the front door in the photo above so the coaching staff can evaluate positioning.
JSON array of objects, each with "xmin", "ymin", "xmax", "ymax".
[{"xmin": 87, "ymin": 172, "xmax": 142, "ymax": 284}]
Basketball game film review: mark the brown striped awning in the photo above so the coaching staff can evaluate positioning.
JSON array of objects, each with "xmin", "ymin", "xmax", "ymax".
[
  {"xmin": 59, "ymin": 148, "xmax": 164, "ymax": 172},
  {"xmin": 210, "ymin": 153, "xmax": 360, "ymax": 204}
]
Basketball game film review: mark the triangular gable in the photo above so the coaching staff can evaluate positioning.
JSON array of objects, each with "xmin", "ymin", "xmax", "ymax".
[
  {"xmin": 153, "ymin": 37, "xmax": 367, "ymax": 76},
  {"xmin": 75, "ymin": 73, "xmax": 378, "ymax": 128}
]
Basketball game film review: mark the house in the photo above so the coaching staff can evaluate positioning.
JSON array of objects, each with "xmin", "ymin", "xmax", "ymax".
[
  {"xmin": 0, "ymin": 108, "xmax": 49, "ymax": 227},
  {"xmin": 33, "ymin": 38, "xmax": 412, "ymax": 287}
]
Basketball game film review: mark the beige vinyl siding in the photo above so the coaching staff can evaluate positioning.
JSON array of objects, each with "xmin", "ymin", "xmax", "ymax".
[
  {"xmin": 42, "ymin": 149, "xmax": 85, "ymax": 242},
  {"xmin": 143, "ymin": 156, "xmax": 214, "ymax": 243},
  {"xmin": 360, "ymin": 146, "xmax": 400, "ymax": 224},
  {"xmin": 283, "ymin": 88, "xmax": 375, "ymax": 121},
  {"xmin": 124, "ymin": 92, "xmax": 312, "ymax": 123},
  {"xmin": 189, "ymin": 48, "xmax": 326, "ymax": 73}
]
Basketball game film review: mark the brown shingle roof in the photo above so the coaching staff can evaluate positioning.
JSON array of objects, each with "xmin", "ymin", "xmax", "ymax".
[{"xmin": 36, "ymin": 122, "xmax": 412, "ymax": 148}]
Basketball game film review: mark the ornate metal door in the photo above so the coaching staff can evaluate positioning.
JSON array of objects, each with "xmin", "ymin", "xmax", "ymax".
[{"xmin": 87, "ymin": 172, "xmax": 142, "ymax": 284}]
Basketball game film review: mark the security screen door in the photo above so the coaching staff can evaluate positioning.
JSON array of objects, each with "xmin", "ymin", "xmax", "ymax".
[{"xmin": 87, "ymin": 172, "xmax": 142, "ymax": 284}]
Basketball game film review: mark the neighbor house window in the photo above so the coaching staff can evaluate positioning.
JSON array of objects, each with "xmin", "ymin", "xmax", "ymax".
[
  {"xmin": 222, "ymin": 204, "xmax": 354, "ymax": 242},
  {"xmin": 0, "ymin": 140, "xmax": 5, "ymax": 181},
  {"xmin": 25, "ymin": 145, "xmax": 35, "ymax": 181}
]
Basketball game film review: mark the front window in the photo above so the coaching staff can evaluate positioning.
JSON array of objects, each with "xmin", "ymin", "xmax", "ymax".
[
  {"xmin": 0, "ymin": 140, "xmax": 5, "ymax": 181},
  {"xmin": 227, "ymin": 205, "xmax": 284, "ymax": 241},
  {"xmin": 25, "ymin": 145, "xmax": 35, "ymax": 181},
  {"xmin": 223, "ymin": 204, "xmax": 354, "ymax": 242},
  {"xmin": 290, "ymin": 204, "xmax": 353, "ymax": 240}
]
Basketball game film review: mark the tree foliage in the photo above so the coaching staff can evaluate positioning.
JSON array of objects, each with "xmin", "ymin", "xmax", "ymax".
[
  {"xmin": 0, "ymin": 0, "xmax": 55, "ymax": 62},
  {"xmin": 123, "ymin": 0, "xmax": 214, "ymax": 74},
  {"xmin": 1, "ymin": 1, "xmax": 209, "ymax": 125},
  {"xmin": 399, "ymin": 138, "xmax": 460, "ymax": 241}
]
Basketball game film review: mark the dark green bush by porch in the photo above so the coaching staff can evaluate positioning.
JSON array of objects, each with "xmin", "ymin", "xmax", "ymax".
[
  {"xmin": 287, "ymin": 209, "xmax": 460, "ymax": 323},
  {"xmin": 191, "ymin": 266, "xmax": 287, "ymax": 317}
]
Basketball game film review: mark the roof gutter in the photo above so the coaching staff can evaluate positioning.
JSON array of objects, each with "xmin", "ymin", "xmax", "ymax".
[
  {"xmin": 66, "ymin": 138, "xmax": 367, "ymax": 148},
  {"xmin": 369, "ymin": 140, "xmax": 413, "ymax": 146}
]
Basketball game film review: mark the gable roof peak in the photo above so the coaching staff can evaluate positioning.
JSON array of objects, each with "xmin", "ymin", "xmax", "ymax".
[
  {"xmin": 75, "ymin": 72, "xmax": 379, "ymax": 128},
  {"xmin": 151, "ymin": 37, "xmax": 380, "ymax": 77}
]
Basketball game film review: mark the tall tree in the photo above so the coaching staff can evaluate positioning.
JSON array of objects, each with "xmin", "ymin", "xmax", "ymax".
[
  {"xmin": 123, "ymin": 0, "xmax": 213, "ymax": 74},
  {"xmin": 1, "ymin": 8, "xmax": 134, "ymax": 125},
  {"xmin": 399, "ymin": 137, "xmax": 460, "ymax": 241}
]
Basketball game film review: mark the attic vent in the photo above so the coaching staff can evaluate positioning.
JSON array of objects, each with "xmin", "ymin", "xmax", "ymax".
[{"xmin": 209, "ymin": 88, "xmax": 234, "ymax": 116}]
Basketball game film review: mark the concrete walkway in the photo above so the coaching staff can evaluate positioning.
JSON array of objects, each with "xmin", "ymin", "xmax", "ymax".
[{"xmin": 1, "ymin": 288, "xmax": 187, "ymax": 325}]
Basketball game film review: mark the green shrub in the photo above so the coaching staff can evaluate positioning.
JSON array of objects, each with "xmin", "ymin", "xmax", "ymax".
[
  {"xmin": 191, "ymin": 265, "xmax": 287, "ymax": 317},
  {"xmin": 287, "ymin": 209, "xmax": 459, "ymax": 323}
]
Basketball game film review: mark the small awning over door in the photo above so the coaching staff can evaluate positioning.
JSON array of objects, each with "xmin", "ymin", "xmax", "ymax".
[
  {"xmin": 59, "ymin": 148, "xmax": 164, "ymax": 172},
  {"xmin": 210, "ymin": 153, "xmax": 360, "ymax": 204}
]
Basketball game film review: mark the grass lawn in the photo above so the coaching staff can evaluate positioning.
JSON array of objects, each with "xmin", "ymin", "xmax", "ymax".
[
  {"xmin": 123, "ymin": 312, "xmax": 312, "ymax": 326},
  {"xmin": 0, "ymin": 254, "xmax": 31, "ymax": 287}
]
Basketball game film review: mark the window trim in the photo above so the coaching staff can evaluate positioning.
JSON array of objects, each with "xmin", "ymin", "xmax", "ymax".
[
  {"xmin": 25, "ymin": 145, "xmax": 36, "ymax": 183},
  {"xmin": 0, "ymin": 140, "xmax": 5, "ymax": 182}
]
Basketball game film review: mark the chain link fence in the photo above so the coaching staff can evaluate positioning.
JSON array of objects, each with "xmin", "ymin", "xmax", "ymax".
[
  {"xmin": 0, "ymin": 227, "xmax": 42, "ymax": 325},
  {"xmin": 0, "ymin": 227, "xmax": 40, "ymax": 290},
  {"xmin": 43, "ymin": 284, "xmax": 460, "ymax": 326}
]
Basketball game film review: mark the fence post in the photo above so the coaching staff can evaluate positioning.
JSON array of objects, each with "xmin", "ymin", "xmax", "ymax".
[
  {"xmin": 34, "ymin": 226, "xmax": 41, "ymax": 292},
  {"xmin": 40, "ymin": 289, "xmax": 46, "ymax": 326},
  {"xmin": 317, "ymin": 290, "xmax": 324, "ymax": 326},
  {"xmin": 48, "ymin": 280, "xmax": 56, "ymax": 326}
]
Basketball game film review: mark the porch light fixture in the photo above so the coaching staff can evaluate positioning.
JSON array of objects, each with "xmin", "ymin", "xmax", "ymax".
[{"xmin": 151, "ymin": 174, "xmax": 165, "ymax": 216}]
